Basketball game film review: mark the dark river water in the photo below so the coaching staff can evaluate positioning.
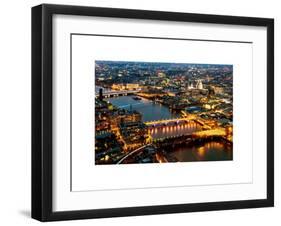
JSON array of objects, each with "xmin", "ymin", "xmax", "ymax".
[
  {"xmin": 169, "ymin": 141, "xmax": 233, "ymax": 162},
  {"xmin": 107, "ymin": 95, "xmax": 179, "ymax": 122}
]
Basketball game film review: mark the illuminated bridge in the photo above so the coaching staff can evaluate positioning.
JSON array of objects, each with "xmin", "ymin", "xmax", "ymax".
[
  {"xmin": 96, "ymin": 90, "xmax": 140, "ymax": 98},
  {"xmin": 144, "ymin": 116, "xmax": 221, "ymax": 140},
  {"xmin": 146, "ymin": 118, "xmax": 202, "ymax": 140},
  {"xmin": 192, "ymin": 128, "xmax": 232, "ymax": 143},
  {"xmin": 145, "ymin": 117, "xmax": 194, "ymax": 127},
  {"xmin": 192, "ymin": 128, "xmax": 226, "ymax": 137}
]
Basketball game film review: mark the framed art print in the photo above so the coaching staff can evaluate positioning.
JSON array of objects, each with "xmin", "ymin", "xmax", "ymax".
[{"xmin": 32, "ymin": 4, "xmax": 274, "ymax": 221}]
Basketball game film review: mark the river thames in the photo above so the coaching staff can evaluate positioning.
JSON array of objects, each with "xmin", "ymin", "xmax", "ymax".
[
  {"xmin": 107, "ymin": 95, "xmax": 179, "ymax": 122},
  {"xmin": 168, "ymin": 141, "xmax": 232, "ymax": 162},
  {"xmin": 107, "ymin": 95, "xmax": 232, "ymax": 162}
]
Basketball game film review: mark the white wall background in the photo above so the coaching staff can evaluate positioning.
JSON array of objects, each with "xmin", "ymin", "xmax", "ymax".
[{"xmin": 0, "ymin": 0, "xmax": 279, "ymax": 225}]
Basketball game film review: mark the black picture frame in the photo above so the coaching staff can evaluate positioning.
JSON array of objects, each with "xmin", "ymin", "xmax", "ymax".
[{"xmin": 32, "ymin": 4, "xmax": 274, "ymax": 221}]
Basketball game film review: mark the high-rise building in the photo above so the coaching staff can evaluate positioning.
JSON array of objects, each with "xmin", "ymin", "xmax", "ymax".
[{"xmin": 99, "ymin": 88, "xmax": 103, "ymax": 100}]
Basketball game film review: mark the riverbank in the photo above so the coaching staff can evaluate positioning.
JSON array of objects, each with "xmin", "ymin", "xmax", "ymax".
[{"xmin": 107, "ymin": 95, "xmax": 179, "ymax": 122}]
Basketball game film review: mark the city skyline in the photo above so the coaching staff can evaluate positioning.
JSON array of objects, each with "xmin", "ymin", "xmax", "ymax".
[{"xmin": 95, "ymin": 60, "xmax": 233, "ymax": 165}]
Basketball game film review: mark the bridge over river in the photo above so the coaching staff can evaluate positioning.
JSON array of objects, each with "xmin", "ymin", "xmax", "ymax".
[
  {"xmin": 145, "ymin": 119, "xmax": 202, "ymax": 140},
  {"xmin": 96, "ymin": 89, "xmax": 140, "ymax": 98},
  {"xmin": 105, "ymin": 93, "xmax": 228, "ymax": 140}
]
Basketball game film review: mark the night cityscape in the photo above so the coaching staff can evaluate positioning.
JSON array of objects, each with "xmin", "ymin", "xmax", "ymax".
[{"xmin": 95, "ymin": 60, "xmax": 233, "ymax": 164}]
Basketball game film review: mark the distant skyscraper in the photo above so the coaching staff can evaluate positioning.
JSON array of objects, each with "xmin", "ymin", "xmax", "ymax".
[{"xmin": 99, "ymin": 88, "xmax": 103, "ymax": 100}]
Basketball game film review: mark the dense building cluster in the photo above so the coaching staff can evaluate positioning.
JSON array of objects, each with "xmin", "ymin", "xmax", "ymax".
[{"xmin": 95, "ymin": 61, "xmax": 233, "ymax": 164}]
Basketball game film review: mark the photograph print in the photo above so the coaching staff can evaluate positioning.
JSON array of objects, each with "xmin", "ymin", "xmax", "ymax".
[
  {"xmin": 31, "ymin": 5, "xmax": 274, "ymax": 221},
  {"xmin": 95, "ymin": 61, "xmax": 233, "ymax": 165}
]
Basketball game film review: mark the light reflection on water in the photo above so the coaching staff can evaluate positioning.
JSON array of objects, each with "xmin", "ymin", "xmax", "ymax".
[
  {"xmin": 169, "ymin": 141, "xmax": 233, "ymax": 162},
  {"xmin": 149, "ymin": 122, "xmax": 201, "ymax": 139},
  {"xmin": 107, "ymin": 95, "xmax": 232, "ymax": 162},
  {"xmin": 107, "ymin": 95, "xmax": 179, "ymax": 122}
]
